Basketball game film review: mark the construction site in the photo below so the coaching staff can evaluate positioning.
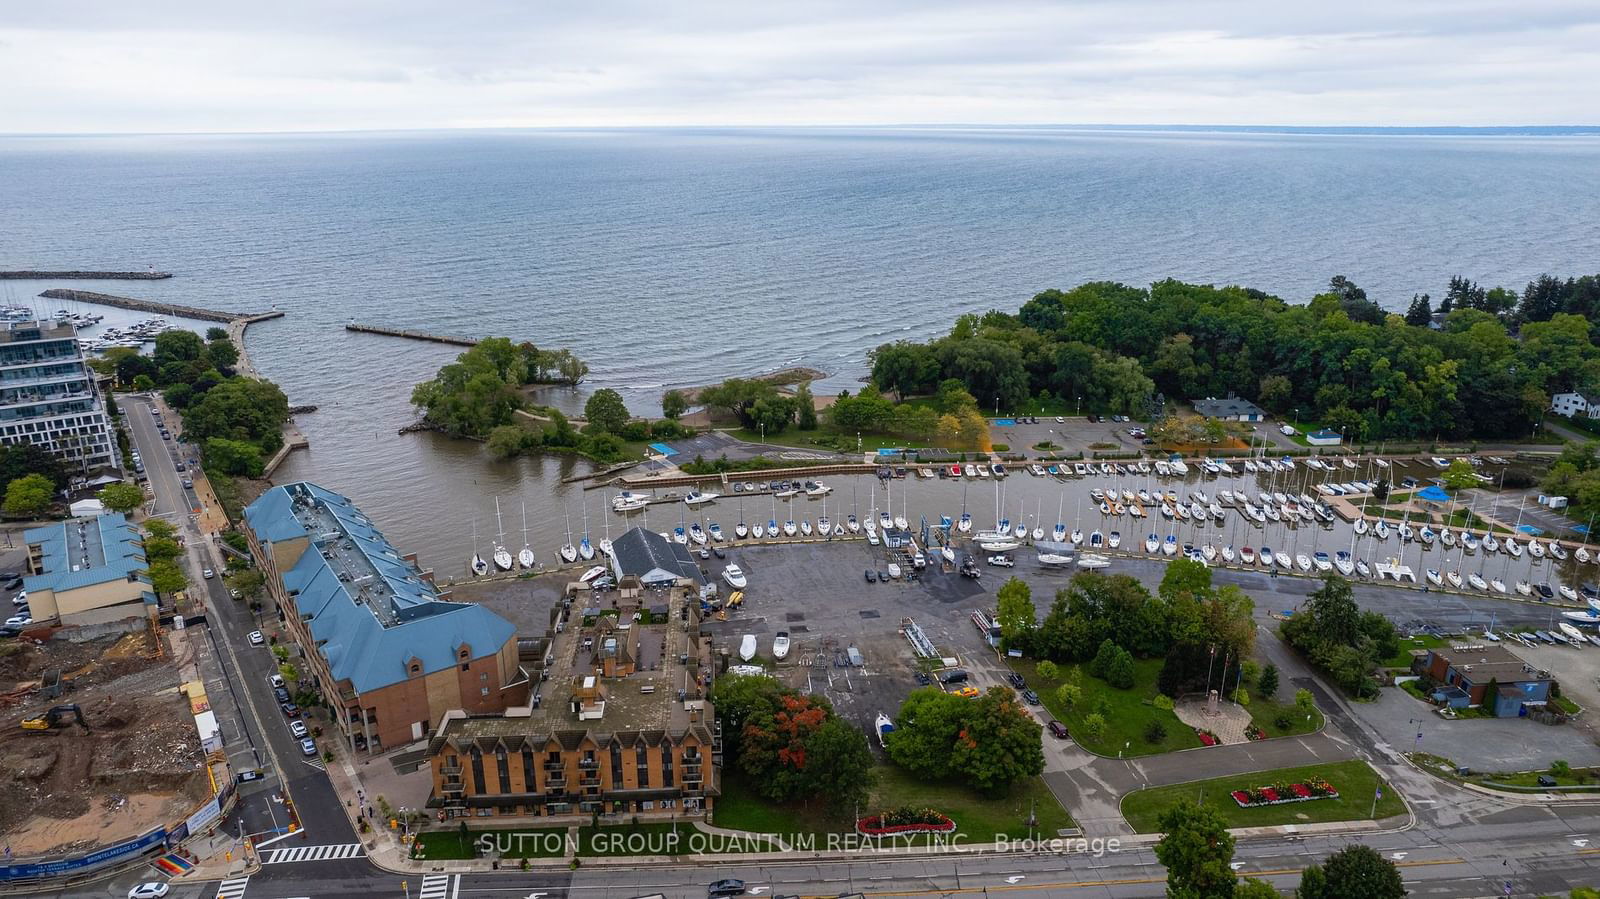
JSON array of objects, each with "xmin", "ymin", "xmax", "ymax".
[{"xmin": 0, "ymin": 630, "xmax": 211, "ymax": 856}]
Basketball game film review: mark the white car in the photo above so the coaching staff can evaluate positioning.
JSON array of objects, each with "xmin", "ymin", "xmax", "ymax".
[
  {"xmin": 128, "ymin": 884, "xmax": 170, "ymax": 899},
  {"xmin": 248, "ymin": 630, "xmax": 265, "ymax": 646},
  {"xmin": 987, "ymin": 555, "xmax": 1014, "ymax": 567},
  {"xmin": 1055, "ymin": 416, "xmax": 1064, "ymax": 423},
  {"xmin": 300, "ymin": 738, "xmax": 318, "ymax": 756},
  {"xmin": 269, "ymin": 673, "xmax": 285, "ymax": 689},
  {"xmin": 4, "ymin": 615, "xmax": 31, "ymax": 627},
  {"xmin": 290, "ymin": 720, "xmax": 308, "ymax": 738},
  {"xmin": 11, "ymin": 590, "xmax": 26, "ymax": 607},
  {"xmin": 202, "ymin": 568, "xmax": 215, "ymax": 579}
]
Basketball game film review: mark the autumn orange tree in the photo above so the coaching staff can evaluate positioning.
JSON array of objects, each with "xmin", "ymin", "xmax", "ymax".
[{"xmin": 714, "ymin": 674, "xmax": 875, "ymax": 813}]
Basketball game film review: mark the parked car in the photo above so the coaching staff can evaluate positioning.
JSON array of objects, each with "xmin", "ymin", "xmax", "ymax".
[
  {"xmin": 939, "ymin": 669, "xmax": 969, "ymax": 685},
  {"xmin": 290, "ymin": 721, "xmax": 308, "ymax": 739},
  {"xmin": 708, "ymin": 879, "xmax": 747, "ymax": 898},
  {"xmin": 273, "ymin": 686, "xmax": 290, "ymax": 703},
  {"xmin": 248, "ymin": 630, "xmax": 264, "ymax": 646},
  {"xmin": 1048, "ymin": 720, "xmax": 1070, "ymax": 739},
  {"xmin": 1021, "ymin": 689, "xmax": 1040, "ymax": 705},
  {"xmin": 1055, "ymin": 416, "xmax": 1064, "ymax": 423},
  {"xmin": 0, "ymin": 625, "xmax": 21, "ymax": 639},
  {"xmin": 202, "ymin": 568, "xmax": 214, "ymax": 579},
  {"xmin": 955, "ymin": 686, "xmax": 980, "ymax": 698},
  {"xmin": 864, "ymin": 569, "xmax": 877, "ymax": 583},
  {"xmin": 987, "ymin": 554, "xmax": 1014, "ymax": 567},
  {"xmin": 4, "ymin": 615, "xmax": 32, "ymax": 627},
  {"xmin": 913, "ymin": 672, "xmax": 932, "ymax": 686},
  {"xmin": 128, "ymin": 884, "xmax": 170, "ymax": 899},
  {"xmin": 269, "ymin": 674, "xmax": 285, "ymax": 688},
  {"xmin": 280, "ymin": 701, "xmax": 300, "ymax": 718},
  {"xmin": 11, "ymin": 590, "xmax": 27, "ymax": 607},
  {"xmin": 182, "ymin": 479, "xmax": 193, "ymax": 489},
  {"xmin": 1, "ymin": 574, "xmax": 21, "ymax": 590},
  {"xmin": 300, "ymin": 738, "xmax": 317, "ymax": 756},
  {"xmin": 1005, "ymin": 672, "xmax": 1026, "ymax": 688}
]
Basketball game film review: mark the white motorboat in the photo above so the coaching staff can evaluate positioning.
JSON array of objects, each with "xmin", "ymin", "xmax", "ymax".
[
  {"xmin": 685, "ymin": 490, "xmax": 720, "ymax": 506},
  {"xmin": 1559, "ymin": 622, "xmax": 1587, "ymax": 644},
  {"xmin": 941, "ymin": 546, "xmax": 956, "ymax": 564},
  {"xmin": 580, "ymin": 565, "xmax": 608, "ymax": 583},
  {"xmin": 1222, "ymin": 545, "xmax": 1237, "ymax": 563},
  {"xmin": 1355, "ymin": 558, "xmax": 1371, "ymax": 578},
  {"xmin": 776, "ymin": 484, "xmax": 801, "ymax": 498},
  {"xmin": 1490, "ymin": 578, "xmax": 1507, "ymax": 594},
  {"xmin": 805, "ymin": 481, "xmax": 832, "ymax": 497},
  {"xmin": 739, "ymin": 634, "xmax": 757, "ymax": 662},
  {"xmin": 1516, "ymin": 580, "xmax": 1533, "ymax": 596},
  {"xmin": 1374, "ymin": 457, "xmax": 1390, "ymax": 468},
  {"xmin": 1560, "ymin": 584, "xmax": 1579, "ymax": 602},
  {"xmin": 1296, "ymin": 553, "xmax": 1313, "ymax": 572},
  {"xmin": 773, "ymin": 632, "xmax": 790, "ymax": 661},
  {"xmin": 1276, "ymin": 551, "xmax": 1294, "ymax": 569},
  {"xmin": 612, "ymin": 491, "xmax": 652, "ymax": 513},
  {"xmin": 1164, "ymin": 535, "xmax": 1179, "ymax": 556},
  {"xmin": 708, "ymin": 522, "xmax": 724, "ymax": 541},
  {"xmin": 1077, "ymin": 553, "xmax": 1111, "ymax": 570},
  {"xmin": 1313, "ymin": 552, "xmax": 1332, "ymax": 572},
  {"xmin": 690, "ymin": 522, "xmax": 707, "ymax": 545},
  {"xmin": 1334, "ymin": 551, "xmax": 1354, "ymax": 576},
  {"xmin": 1145, "ymin": 534, "xmax": 1160, "ymax": 553},
  {"xmin": 1089, "ymin": 530, "xmax": 1103, "ymax": 548},
  {"xmin": 1108, "ymin": 531, "xmax": 1122, "ymax": 549}
]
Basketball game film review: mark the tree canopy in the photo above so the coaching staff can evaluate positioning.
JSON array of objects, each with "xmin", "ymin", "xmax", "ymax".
[
  {"xmin": 411, "ymin": 338, "xmax": 589, "ymax": 437},
  {"xmin": 1297, "ymin": 844, "xmax": 1405, "ymax": 899},
  {"xmin": 886, "ymin": 686, "xmax": 1043, "ymax": 795},
  {"xmin": 711, "ymin": 673, "xmax": 874, "ymax": 814},
  {"xmin": 869, "ymin": 273, "xmax": 1600, "ymax": 437},
  {"xmin": 1281, "ymin": 575, "xmax": 1399, "ymax": 697},
  {"xmin": 582, "ymin": 388, "xmax": 630, "ymax": 434},
  {"xmin": 1153, "ymin": 801, "xmax": 1237, "ymax": 898},
  {"xmin": 97, "ymin": 481, "xmax": 145, "ymax": 514},
  {"xmin": 3, "ymin": 474, "xmax": 55, "ymax": 518},
  {"xmin": 0, "ymin": 443, "xmax": 67, "ymax": 491}
]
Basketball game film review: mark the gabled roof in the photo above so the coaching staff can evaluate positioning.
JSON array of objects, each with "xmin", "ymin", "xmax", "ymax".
[
  {"xmin": 245, "ymin": 481, "xmax": 516, "ymax": 695},
  {"xmin": 609, "ymin": 527, "xmax": 703, "ymax": 585},
  {"xmin": 24, "ymin": 512, "xmax": 148, "ymax": 593},
  {"xmin": 1192, "ymin": 396, "xmax": 1267, "ymax": 418}
]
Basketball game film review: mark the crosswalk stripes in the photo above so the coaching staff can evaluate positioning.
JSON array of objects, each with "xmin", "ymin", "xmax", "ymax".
[
  {"xmin": 262, "ymin": 842, "xmax": 367, "ymax": 864},
  {"xmin": 214, "ymin": 876, "xmax": 250, "ymax": 899},
  {"xmin": 418, "ymin": 874, "xmax": 455, "ymax": 899}
]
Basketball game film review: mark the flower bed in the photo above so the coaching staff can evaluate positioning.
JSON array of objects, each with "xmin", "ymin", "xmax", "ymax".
[
  {"xmin": 1231, "ymin": 777, "xmax": 1338, "ymax": 807},
  {"xmin": 1245, "ymin": 723, "xmax": 1266, "ymax": 741},
  {"xmin": 1195, "ymin": 728, "xmax": 1219, "ymax": 746},
  {"xmin": 856, "ymin": 806, "xmax": 957, "ymax": 835}
]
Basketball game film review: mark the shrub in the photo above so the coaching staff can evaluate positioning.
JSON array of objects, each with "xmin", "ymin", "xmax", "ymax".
[
  {"xmin": 1258, "ymin": 663, "xmax": 1279, "ymax": 699},
  {"xmin": 1055, "ymin": 684, "xmax": 1081, "ymax": 710},
  {"xmin": 1143, "ymin": 720, "xmax": 1168, "ymax": 744},
  {"xmin": 1240, "ymin": 660, "xmax": 1261, "ymax": 686},
  {"xmin": 1089, "ymin": 639, "xmax": 1120, "ymax": 679},
  {"xmin": 1082, "ymin": 713, "xmax": 1107, "ymax": 742},
  {"xmin": 1551, "ymin": 760, "xmax": 1572, "ymax": 777},
  {"xmin": 1232, "ymin": 687, "xmax": 1250, "ymax": 707},
  {"xmin": 992, "ymin": 444, "xmax": 1010, "ymax": 452},
  {"xmin": 1105, "ymin": 649, "xmax": 1136, "ymax": 689},
  {"xmin": 1152, "ymin": 694, "xmax": 1175, "ymax": 711},
  {"xmin": 1036, "ymin": 660, "xmax": 1060, "ymax": 681},
  {"xmin": 1274, "ymin": 712, "xmax": 1294, "ymax": 730}
]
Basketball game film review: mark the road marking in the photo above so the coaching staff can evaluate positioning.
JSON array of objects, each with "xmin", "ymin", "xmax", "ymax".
[
  {"xmin": 262, "ymin": 842, "xmax": 366, "ymax": 864},
  {"xmin": 1390, "ymin": 852, "xmax": 1408, "ymax": 860},
  {"xmin": 1229, "ymin": 862, "xmax": 1247, "ymax": 870},
  {"xmin": 1573, "ymin": 838, "xmax": 1590, "ymax": 848},
  {"xmin": 418, "ymin": 874, "xmax": 454, "ymax": 899},
  {"xmin": 253, "ymin": 828, "xmax": 298, "ymax": 848},
  {"xmin": 1003, "ymin": 875, "xmax": 1025, "ymax": 884},
  {"xmin": 215, "ymin": 876, "xmax": 250, "ymax": 899}
]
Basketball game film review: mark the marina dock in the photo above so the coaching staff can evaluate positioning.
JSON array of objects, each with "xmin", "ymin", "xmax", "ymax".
[
  {"xmin": 345, "ymin": 323, "xmax": 479, "ymax": 347},
  {"xmin": 2, "ymin": 270, "xmax": 171, "ymax": 280},
  {"xmin": 38, "ymin": 288, "xmax": 279, "ymax": 324}
]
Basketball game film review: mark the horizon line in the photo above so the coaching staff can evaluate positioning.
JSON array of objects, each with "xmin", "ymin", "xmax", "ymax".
[{"xmin": 1, "ymin": 123, "xmax": 1598, "ymax": 139}]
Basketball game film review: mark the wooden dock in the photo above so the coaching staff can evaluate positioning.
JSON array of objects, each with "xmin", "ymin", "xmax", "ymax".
[
  {"xmin": 2, "ymin": 270, "xmax": 171, "ymax": 280},
  {"xmin": 345, "ymin": 323, "xmax": 479, "ymax": 347}
]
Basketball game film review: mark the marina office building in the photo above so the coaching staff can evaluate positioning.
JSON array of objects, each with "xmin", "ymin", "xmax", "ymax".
[
  {"xmin": 21, "ymin": 512, "xmax": 154, "ymax": 626},
  {"xmin": 425, "ymin": 580, "xmax": 720, "ymax": 821},
  {"xmin": 0, "ymin": 319, "xmax": 115, "ymax": 472},
  {"xmin": 243, "ymin": 482, "xmax": 528, "ymax": 752}
]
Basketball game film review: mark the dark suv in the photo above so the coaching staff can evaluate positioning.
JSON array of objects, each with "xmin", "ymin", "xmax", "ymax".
[
  {"xmin": 939, "ymin": 669, "xmax": 969, "ymax": 685},
  {"xmin": 1048, "ymin": 720, "xmax": 1069, "ymax": 739}
]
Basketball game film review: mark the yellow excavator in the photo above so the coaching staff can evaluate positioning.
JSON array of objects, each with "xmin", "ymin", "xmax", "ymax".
[{"xmin": 21, "ymin": 704, "xmax": 89, "ymax": 732}]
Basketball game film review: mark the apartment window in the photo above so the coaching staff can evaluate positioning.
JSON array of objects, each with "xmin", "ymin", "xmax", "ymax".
[
  {"xmin": 635, "ymin": 747, "xmax": 649, "ymax": 788},
  {"xmin": 496, "ymin": 748, "xmax": 511, "ymax": 794},
  {"xmin": 469, "ymin": 747, "xmax": 486, "ymax": 794},
  {"xmin": 446, "ymin": 755, "xmax": 458, "ymax": 770},
  {"xmin": 480, "ymin": 687, "xmax": 489, "ymax": 696},
  {"xmin": 660, "ymin": 744, "xmax": 673, "ymax": 787},
  {"xmin": 460, "ymin": 664, "xmax": 469, "ymax": 672},
  {"xmin": 522, "ymin": 748, "xmax": 536, "ymax": 791}
]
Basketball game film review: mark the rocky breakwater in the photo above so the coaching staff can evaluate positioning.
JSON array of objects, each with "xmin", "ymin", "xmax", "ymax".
[{"xmin": 1, "ymin": 270, "xmax": 172, "ymax": 279}]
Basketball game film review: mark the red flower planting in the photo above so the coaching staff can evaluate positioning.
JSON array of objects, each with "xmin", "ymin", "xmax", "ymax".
[{"xmin": 1231, "ymin": 778, "xmax": 1340, "ymax": 808}]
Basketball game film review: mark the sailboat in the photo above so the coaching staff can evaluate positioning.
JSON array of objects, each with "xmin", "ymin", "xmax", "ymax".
[
  {"xmin": 470, "ymin": 518, "xmax": 489, "ymax": 576},
  {"xmin": 558, "ymin": 510, "xmax": 578, "ymax": 563},
  {"xmin": 893, "ymin": 481, "xmax": 909, "ymax": 531},
  {"xmin": 848, "ymin": 482, "xmax": 861, "ymax": 533},
  {"xmin": 1013, "ymin": 501, "xmax": 1027, "ymax": 539},
  {"xmin": 818, "ymin": 494, "xmax": 831, "ymax": 537},
  {"xmin": 736, "ymin": 497, "xmax": 750, "ymax": 539},
  {"xmin": 518, "ymin": 502, "xmax": 536, "ymax": 569},
  {"xmin": 1052, "ymin": 493, "xmax": 1066, "ymax": 543},
  {"xmin": 599, "ymin": 502, "xmax": 615, "ymax": 556},
  {"xmin": 958, "ymin": 482, "xmax": 972, "ymax": 534},
  {"xmin": 879, "ymin": 480, "xmax": 893, "ymax": 530},
  {"xmin": 768, "ymin": 494, "xmax": 779, "ymax": 540},
  {"xmin": 578, "ymin": 501, "xmax": 596, "ymax": 560},
  {"xmin": 783, "ymin": 489, "xmax": 797, "ymax": 537},
  {"xmin": 1032, "ymin": 498, "xmax": 1045, "ymax": 542},
  {"xmin": 492, "ymin": 499, "xmax": 514, "ymax": 571}
]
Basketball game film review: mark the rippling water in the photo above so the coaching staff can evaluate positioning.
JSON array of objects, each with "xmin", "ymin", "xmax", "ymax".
[{"xmin": 2, "ymin": 127, "xmax": 1598, "ymax": 569}]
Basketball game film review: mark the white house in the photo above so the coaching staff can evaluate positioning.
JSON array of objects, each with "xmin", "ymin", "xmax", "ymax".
[{"xmin": 1550, "ymin": 392, "xmax": 1600, "ymax": 419}]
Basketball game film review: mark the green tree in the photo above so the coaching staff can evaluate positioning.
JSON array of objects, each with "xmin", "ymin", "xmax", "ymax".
[
  {"xmin": 184, "ymin": 378, "xmax": 289, "ymax": 452},
  {"xmin": 886, "ymin": 688, "xmax": 969, "ymax": 779},
  {"xmin": 1080, "ymin": 713, "xmax": 1106, "ymax": 742},
  {"xmin": 1440, "ymin": 459, "xmax": 1478, "ymax": 490},
  {"xmin": 1257, "ymin": 374, "xmax": 1293, "ymax": 413},
  {"xmin": 582, "ymin": 388, "xmax": 629, "ymax": 434},
  {"xmin": 1257, "ymin": 663, "xmax": 1279, "ymax": 700},
  {"xmin": 950, "ymin": 687, "xmax": 1044, "ymax": 794},
  {"xmin": 1036, "ymin": 660, "xmax": 1060, "ymax": 681},
  {"xmin": 871, "ymin": 341, "xmax": 942, "ymax": 400},
  {"xmin": 1296, "ymin": 844, "xmax": 1404, "ymax": 899},
  {"xmin": 97, "ymin": 481, "xmax": 145, "ymax": 514},
  {"xmin": 661, "ymin": 389, "xmax": 688, "ymax": 420},
  {"xmin": 794, "ymin": 382, "xmax": 818, "ymax": 430},
  {"xmin": 3, "ymin": 473, "xmax": 55, "ymax": 518},
  {"xmin": 1295, "ymin": 688, "xmax": 1315, "ymax": 715},
  {"xmin": 207, "ymin": 339, "xmax": 240, "ymax": 371},
  {"xmin": 204, "ymin": 437, "xmax": 265, "ymax": 477},
  {"xmin": 0, "ymin": 443, "xmax": 67, "ymax": 491},
  {"xmin": 799, "ymin": 716, "xmax": 876, "ymax": 814},
  {"xmin": 996, "ymin": 577, "xmax": 1036, "ymax": 646},
  {"xmin": 1153, "ymin": 801, "xmax": 1237, "ymax": 898},
  {"xmin": 1234, "ymin": 878, "xmax": 1279, "ymax": 898},
  {"xmin": 226, "ymin": 568, "xmax": 265, "ymax": 598},
  {"xmin": 1089, "ymin": 638, "xmax": 1121, "ymax": 680},
  {"xmin": 1403, "ymin": 293, "xmax": 1433, "ymax": 327},
  {"xmin": 206, "ymin": 326, "xmax": 229, "ymax": 341},
  {"xmin": 1105, "ymin": 646, "xmax": 1136, "ymax": 689},
  {"xmin": 152, "ymin": 329, "xmax": 207, "ymax": 370},
  {"xmin": 132, "ymin": 374, "xmax": 155, "ymax": 391},
  {"xmin": 148, "ymin": 559, "xmax": 188, "ymax": 596},
  {"xmin": 1054, "ymin": 683, "xmax": 1081, "ymax": 710}
]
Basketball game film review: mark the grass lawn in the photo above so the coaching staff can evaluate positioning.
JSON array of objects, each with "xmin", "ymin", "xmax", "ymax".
[
  {"xmin": 714, "ymin": 765, "xmax": 1074, "ymax": 842},
  {"xmin": 1014, "ymin": 658, "xmax": 1201, "ymax": 757},
  {"xmin": 1247, "ymin": 698, "xmax": 1324, "ymax": 738},
  {"xmin": 1119, "ymin": 760, "xmax": 1405, "ymax": 833},
  {"xmin": 726, "ymin": 426, "xmax": 909, "ymax": 454},
  {"xmin": 1381, "ymin": 633, "xmax": 1447, "ymax": 669},
  {"xmin": 413, "ymin": 827, "xmax": 568, "ymax": 860},
  {"xmin": 870, "ymin": 765, "xmax": 1075, "ymax": 841},
  {"xmin": 1552, "ymin": 695, "xmax": 1582, "ymax": 714}
]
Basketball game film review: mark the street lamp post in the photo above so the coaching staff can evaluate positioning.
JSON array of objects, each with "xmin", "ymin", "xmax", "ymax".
[{"xmin": 1076, "ymin": 395, "xmax": 1081, "ymax": 415}]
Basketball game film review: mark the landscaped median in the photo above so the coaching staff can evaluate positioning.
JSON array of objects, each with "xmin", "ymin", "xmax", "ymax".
[{"xmin": 1119, "ymin": 760, "xmax": 1405, "ymax": 833}]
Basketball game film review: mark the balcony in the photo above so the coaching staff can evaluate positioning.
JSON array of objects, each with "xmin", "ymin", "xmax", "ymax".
[
  {"xmin": 544, "ymin": 772, "xmax": 566, "ymax": 785},
  {"xmin": 577, "ymin": 758, "xmax": 599, "ymax": 769},
  {"xmin": 543, "ymin": 761, "xmax": 567, "ymax": 771},
  {"xmin": 440, "ymin": 764, "xmax": 462, "ymax": 776},
  {"xmin": 579, "ymin": 773, "xmax": 600, "ymax": 787},
  {"xmin": 442, "ymin": 782, "xmax": 464, "ymax": 794}
]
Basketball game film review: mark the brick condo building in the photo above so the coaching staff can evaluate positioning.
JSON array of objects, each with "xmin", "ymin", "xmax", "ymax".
[{"xmin": 243, "ymin": 482, "xmax": 528, "ymax": 752}]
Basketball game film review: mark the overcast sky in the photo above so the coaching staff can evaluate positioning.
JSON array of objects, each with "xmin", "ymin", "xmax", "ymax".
[{"xmin": 3, "ymin": 1, "xmax": 1597, "ymax": 133}]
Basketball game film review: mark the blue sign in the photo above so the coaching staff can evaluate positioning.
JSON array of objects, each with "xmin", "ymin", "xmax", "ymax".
[
  {"xmin": 876, "ymin": 448, "xmax": 905, "ymax": 456},
  {"xmin": 993, "ymin": 418, "xmax": 1016, "ymax": 426},
  {"xmin": 0, "ymin": 828, "xmax": 166, "ymax": 881}
]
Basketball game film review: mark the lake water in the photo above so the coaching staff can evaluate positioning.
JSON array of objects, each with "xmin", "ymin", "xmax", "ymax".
[{"xmin": 2, "ymin": 127, "xmax": 1597, "ymax": 570}]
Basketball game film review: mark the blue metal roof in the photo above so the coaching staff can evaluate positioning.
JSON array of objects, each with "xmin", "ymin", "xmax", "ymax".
[
  {"xmin": 23, "ymin": 513, "xmax": 148, "ymax": 593},
  {"xmin": 245, "ymin": 482, "xmax": 515, "ymax": 695}
]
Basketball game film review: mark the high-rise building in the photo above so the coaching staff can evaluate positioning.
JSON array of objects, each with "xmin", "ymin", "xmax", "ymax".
[{"xmin": 0, "ymin": 319, "xmax": 115, "ymax": 472}]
